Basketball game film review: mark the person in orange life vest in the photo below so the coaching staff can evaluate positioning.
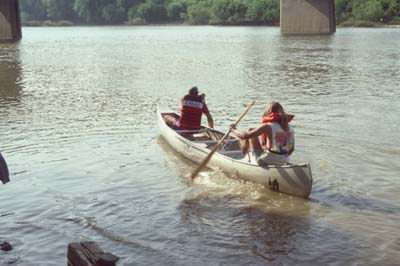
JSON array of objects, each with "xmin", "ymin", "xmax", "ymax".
[
  {"xmin": 230, "ymin": 101, "xmax": 294, "ymax": 165},
  {"xmin": 164, "ymin": 87, "xmax": 214, "ymax": 130}
]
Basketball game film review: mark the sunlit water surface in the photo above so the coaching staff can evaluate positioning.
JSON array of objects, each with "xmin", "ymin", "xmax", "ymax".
[{"xmin": 1, "ymin": 26, "xmax": 399, "ymax": 265}]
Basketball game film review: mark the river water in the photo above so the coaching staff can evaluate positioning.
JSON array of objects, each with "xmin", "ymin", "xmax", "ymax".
[{"xmin": 0, "ymin": 26, "xmax": 399, "ymax": 265}]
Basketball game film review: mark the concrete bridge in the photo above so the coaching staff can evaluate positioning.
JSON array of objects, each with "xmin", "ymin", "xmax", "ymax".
[
  {"xmin": 0, "ymin": 0, "xmax": 335, "ymax": 41},
  {"xmin": 281, "ymin": 0, "xmax": 336, "ymax": 35},
  {"xmin": 0, "ymin": 0, "xmax": 21, "ymax": 41}
]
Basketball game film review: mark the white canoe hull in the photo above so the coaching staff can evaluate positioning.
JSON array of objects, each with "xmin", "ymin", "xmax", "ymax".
[{"xmin": 158, "ymin": 108, "xmax": 313, "ymax": 198}]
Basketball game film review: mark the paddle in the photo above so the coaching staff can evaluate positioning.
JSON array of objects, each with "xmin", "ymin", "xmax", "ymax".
[{"xmin": 190, "ymin": 101, "xmax": 255, "ymax": 180}]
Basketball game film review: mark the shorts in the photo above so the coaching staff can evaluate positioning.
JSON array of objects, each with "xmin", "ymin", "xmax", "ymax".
[{"xmin": 173, "ymin": 118, "xmax": 181, "ymax": 130}]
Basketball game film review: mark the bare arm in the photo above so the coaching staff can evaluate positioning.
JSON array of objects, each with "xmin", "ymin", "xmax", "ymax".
[
  {"xmin": 288, "ymin": 137, "xmax": 295, "ymax": 155},
  {"xmin": 206, "ymin": 113, "xmax": 214, "ymax": 128},
  {"xmin": 231, "ymin": 124, "xmax": 270, "ymax": 140},
  {"xmin": 200, "ymin": 94, "xmax": 213, "ymax": 128}
]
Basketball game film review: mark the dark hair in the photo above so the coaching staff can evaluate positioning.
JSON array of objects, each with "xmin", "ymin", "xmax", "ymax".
[{"xmin": 189, "ymin": 87, "xmax": 198, "ymax": 96}]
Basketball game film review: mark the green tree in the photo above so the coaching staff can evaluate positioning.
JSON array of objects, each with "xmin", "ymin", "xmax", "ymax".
[
  {"xmin": 335, "ymin": 0, "xmax": 352, "ymax": 22},
  {"xmin": 18, "ymin": 0, "xmax": 400, "ymax": 26},
  {"xmin": 352, "ymin": 0, "xmax": 397, "ymax": 21},
  {"xmin": 135, "ymin": 0, "xmax": 168, "ymax": 23},
  {"xmin": 166, "ymin": 0, "xmax": 187, "ymax": 21},
  {"xmin": 211, "ymin": 0, "xmax": 247, "ymax": 23},
  {"xmin": 246, "ymin": 0, "xmax": 279, "ymax": 24},
  {"xmin": 119, "ymin": 0, "xmax": 144, "ymax": 10},
  {"xmin": 187, "ymin": 3, "xmax": 212, "ymax": 23},
  {"xmin": 43, "ymin": 0, "xmax": 74, "ymax": 20},
  {"xmin": 380, "ymin": 0, "xmax": 400, "ymax": 20},
  {"xmin": 73, "ymin": 0, "xmax": 103, "ymax": 23},
  {"xmin": 102, "ymin": 3, "xmax": 126, "ymax": 23},
  {"xmin": 20, "ymin": 0, "xmax": 47, "ymax": 20}
]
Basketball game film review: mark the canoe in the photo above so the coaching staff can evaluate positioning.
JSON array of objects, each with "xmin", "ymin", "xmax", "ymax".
[{"xmin": 158, "ymin": 107, "xmax": 313, "ymax": 198}]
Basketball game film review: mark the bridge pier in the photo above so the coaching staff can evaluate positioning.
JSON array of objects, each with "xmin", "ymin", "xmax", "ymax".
[
  {"xmin": 280, "ymin": 0, "xmax": 336, "ymax": 35},
  {"xmin": 0, "ymin": 0, "xmax": 21, "ymax": 41}
]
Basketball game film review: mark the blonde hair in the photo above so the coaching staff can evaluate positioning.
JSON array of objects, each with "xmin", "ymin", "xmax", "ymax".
[{"xmin": 262, "ymin": 101, "xmax": 289, "ymax": 131}]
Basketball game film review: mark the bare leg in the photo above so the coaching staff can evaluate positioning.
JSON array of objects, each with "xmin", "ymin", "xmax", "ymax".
[
  {"xmin": 240, "ymin": 139, "xmax": 249, "ymax": 155},
  {"xmin": 249, "ymin": 136, "xmax": 263, "ymax": 156},
  {"xmin": 164, "ymin": 115, "xmax": 176, "ymax": 128},
  {"xmin": 245, "ymin": 128, "xmax": 263, "ymax": 156}
]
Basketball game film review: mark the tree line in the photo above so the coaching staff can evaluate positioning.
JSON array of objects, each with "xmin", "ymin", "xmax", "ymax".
[{"xmin": 20, "ymin": 0, "xmax": 400, "ymax": 26}]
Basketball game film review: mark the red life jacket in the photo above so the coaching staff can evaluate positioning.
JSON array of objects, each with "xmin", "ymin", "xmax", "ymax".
[
  {"xmin": 261, "ymin": 113, "xmax": 294, "ymax": 146},
  {"xmin": 178, "ymin": 95, "xmax": 209, "ymax": 130}
]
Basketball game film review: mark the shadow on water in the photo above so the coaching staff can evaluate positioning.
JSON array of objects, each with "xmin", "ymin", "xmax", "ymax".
[
  {"xmin": 177, "ymin": 195, "xmax": 305, "ymax": 262},
  {"xmin": 157, "ymin": 135, "xmax": 202, "ymax": 183},
  {"xmin": 175, "ymin": 191, "xmax": 365, "ymax": 266},
  {"xmin": 0, "ymin": 43, "xmax": 23, "ymax": 103},
  {"xmin": 61, "ymin": 216, "xmax": 159, "ymax": 253}
]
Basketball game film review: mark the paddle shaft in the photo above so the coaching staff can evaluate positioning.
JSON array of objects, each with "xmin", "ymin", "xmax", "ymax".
[{"xmin": 190, "ymin": 101, "xmax": 255, "ymax": 180}]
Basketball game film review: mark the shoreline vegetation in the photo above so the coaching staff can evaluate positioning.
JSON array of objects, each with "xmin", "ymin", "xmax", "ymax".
[
  {"xmin": 21, "ymin": 20, "xmax": 400, "ymax": 28},
  {"xmin": 20, "ymin": 0, "xmax": 400, "ymax": 28}
]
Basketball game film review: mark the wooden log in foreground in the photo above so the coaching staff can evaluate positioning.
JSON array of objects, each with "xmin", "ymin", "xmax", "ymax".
[{"xmin": 67, "ymin": 242, "xmax": 119, "ymax": 266}]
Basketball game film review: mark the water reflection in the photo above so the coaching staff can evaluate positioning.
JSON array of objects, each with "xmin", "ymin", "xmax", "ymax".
[
  {"xmin": 159, "ymin": 131, "xmax": 314, "ymax": 263},
  {"xmin": 241, "ymin": 31, "xmax": 338, "ymax": 102},
  {"xmin": 0, "ymin": 43, "xmax": 22, "ymax": 102},
  {"xmin": 157, "ymin": 135, "xmax": 203, "ymax": 184},
  {"xmin": 178, "ymin": 194, "xmax": 302, "ymax": 264},
  {"xmin": 158, "ymin": 127, "xmax": 365, "ymax": 265},
  {"xmin": 177, "ymin": 195, "xmax": 309, "ymax": 264},
  {"xmin": 277, "ymin": 35, "xmax": 335, "ymax": 90},
  {"xmin": 1, "ymin": 27, "xmax": 399, "ymax": 265},
  {"xmin": 311, "ymin": 190, "xmax": 400, "ymax": 215},
  {"xmin": 177, "ymin": 191, "xmax": 371, "ymax": 266}
]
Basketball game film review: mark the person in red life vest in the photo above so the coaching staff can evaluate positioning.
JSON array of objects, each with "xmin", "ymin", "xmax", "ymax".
[
  {"xmin": 164, "ymin": 87, "xmax": 214, "ymax": 130},
  {"xmin": 230, "ymin": 101, "xmax": 294, "ymax": 165}
]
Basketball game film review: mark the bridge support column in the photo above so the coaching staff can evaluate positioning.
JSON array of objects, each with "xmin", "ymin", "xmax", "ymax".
[
  {"xmin": 280, "ymin": 0, "xmax": 336, "ymax": 35},
  {"xmin": 0, "ymin": 0, "xmax": 21, "ymax": 41}
]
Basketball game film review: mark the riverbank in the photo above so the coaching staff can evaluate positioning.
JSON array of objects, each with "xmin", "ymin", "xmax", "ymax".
[
  {"xmin": 21, "ymin": 20, "xmax": 400, "ymax": 28},
  {"xmin": 337, "ymin": 19, "xmax": 400, "ymax": 28},
  {"xmin": 21, "ymin": 20, "xmax": 279, "ymax": 27}
]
